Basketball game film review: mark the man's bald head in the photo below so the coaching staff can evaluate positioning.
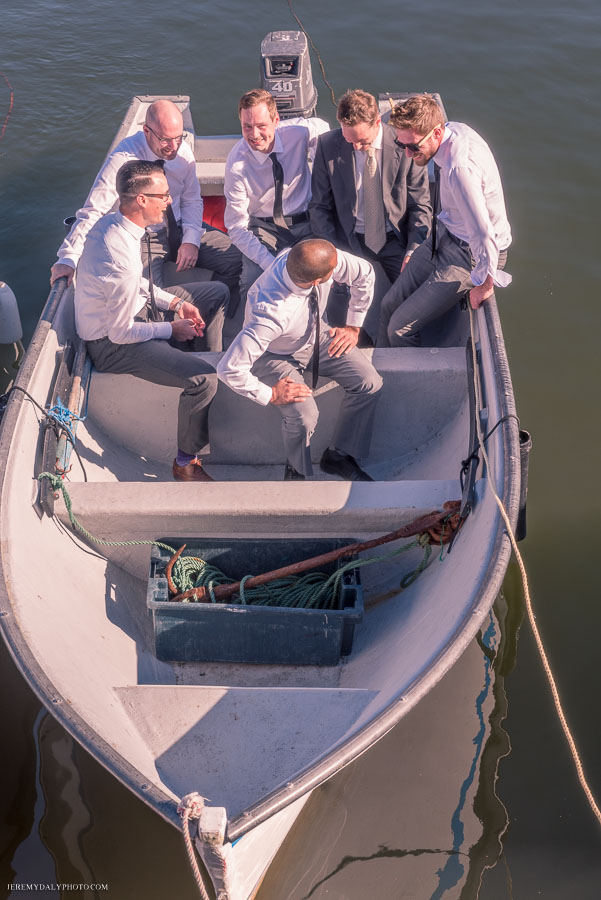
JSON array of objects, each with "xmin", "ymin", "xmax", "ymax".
[
  {"xmin": 287, "ymin": 240, "xmax": 338, "ymax": 286},
  {"xmin": 143, "ymin": 100, "xmax": 185, "ymax": 161}
]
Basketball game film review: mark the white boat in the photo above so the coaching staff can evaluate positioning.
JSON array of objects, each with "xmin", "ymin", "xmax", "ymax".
[{"xmin": 0, "ymin": 84, "xmax": 524, "ymax": 899}]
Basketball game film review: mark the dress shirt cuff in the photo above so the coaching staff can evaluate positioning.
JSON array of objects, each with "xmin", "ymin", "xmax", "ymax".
[
  {"xmin": 56, "ymin": 256, "xmax": 77, "ymax": 270},
  {"xmin": 152, "ymin": 321, "xmax": 173, "ymax": 340},
  {"xmin": 492, "ymin": 269, "xmax": 512, "ymax": 288},
  {"xmin": 346, "ymin": 311, "xmax": 367, "ymax": 328},
  {"xmin": 255, "ymin": 383, "xmax": 274, "ymax": 406},
  {"xmin": 181, "ymin": 226, "xmax": 204, "ymax": 248},
  {"xmin": 155, "ymin": 287, "xmax": 178, "ymax": 311}
]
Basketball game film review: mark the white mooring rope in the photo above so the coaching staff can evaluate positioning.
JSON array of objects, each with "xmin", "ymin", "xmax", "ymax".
[
  {"xmin": 178, "ymin": 793, "xmax": 212, "ymax": 900},
  {"xmin": 469, "ymin": 305, "xmax": 601, "ymax": 827}
]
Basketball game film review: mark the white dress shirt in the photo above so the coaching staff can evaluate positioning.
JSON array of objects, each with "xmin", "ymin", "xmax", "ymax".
[
  {"xmin": 57, "ymin": 130, "xmax": 204, "ymax": 269},
  {"xmin": 217, "ymin": 247, "xmax": 374, "ymax": 406},
  {"xmin": 75, "ymin": 211, "xmax": 176, "ymax": 344},
  {"xmin": 224, "ymin": 118, "xmax": 330, "ymax": 271},
  {"xmin": 434, "ymin": 122, "xmax": 512, "ymax": 288}
]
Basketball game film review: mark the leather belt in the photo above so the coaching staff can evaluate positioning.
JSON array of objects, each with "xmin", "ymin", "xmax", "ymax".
[{"xmin": 256, "ymin": 211, "xmax": 310, "ymax": 226}]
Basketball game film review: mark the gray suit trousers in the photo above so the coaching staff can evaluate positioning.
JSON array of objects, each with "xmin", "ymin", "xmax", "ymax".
[
  {"xmin": 142, "ymin": 228, "xmax": 234, "ymax": 346},
  {"xmin": 251, "ymin": 330, "xmax": 383, "ymax": 475},
  {"xmin": 378, "ymin": 226, "xmax": 507, "ymax": 347},
  {"xmin": 86, "ymin": 336, "xmax": 217, "ymax": 456},
  {"xmin": 241, "ymin": 217, "xmax": 313, "ymax": 306}
]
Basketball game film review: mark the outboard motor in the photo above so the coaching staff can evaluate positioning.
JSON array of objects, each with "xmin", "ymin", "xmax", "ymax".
[{"xmin": 260, "ymin": 31, "xmax": 318, "ymax": 119}]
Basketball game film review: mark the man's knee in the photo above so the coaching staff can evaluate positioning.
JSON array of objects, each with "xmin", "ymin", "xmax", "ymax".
[
  {"xmin": 185, "ymin": 370, "xmax": 219, "ymax": 399},
  {"xmin": 282, "ymin": 399, "xmax": 319, "ymax": 440}
]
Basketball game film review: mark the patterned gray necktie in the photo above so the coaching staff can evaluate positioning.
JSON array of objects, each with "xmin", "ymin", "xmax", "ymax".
[{"xmin": 363, "ymin": 147, "xmax": 386, "ymax": 254}]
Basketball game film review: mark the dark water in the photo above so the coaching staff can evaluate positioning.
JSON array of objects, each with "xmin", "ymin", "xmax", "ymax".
[{"xmin": 1, "ymin": 0, "xmax": 601, "ymax": 897}]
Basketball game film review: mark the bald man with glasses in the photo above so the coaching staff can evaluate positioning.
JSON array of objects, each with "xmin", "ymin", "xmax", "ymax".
[{"xmin": 51, "ymin": 99, "xmax": 240, "ymax": 349}]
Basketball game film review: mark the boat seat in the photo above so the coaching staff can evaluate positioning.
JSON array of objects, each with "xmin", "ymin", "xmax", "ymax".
[
  {"xmin": 55, "ymin": 479, "xmax": 461, "ymax": 579},
  {"xmin": 85, "ymin": 347, "xmax": 468, "ymax": 469}
]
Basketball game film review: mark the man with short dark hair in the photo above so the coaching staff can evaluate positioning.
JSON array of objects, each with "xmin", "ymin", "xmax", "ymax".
[
  {"xmin": 224, "ymin": 89, "xmax": 329, "ymax": 306},
  {"xmin": 217, "ymin": 239, "xmax": 382, "ymax": 481},
  {"xmin": 378, "ymin": 93, "xmax": 511, "ymax": 347},
  {"xmin": 75, "ymin": 159, "xmax": 218, "ymax": 482},
  {"xmin": 52, "ymin": 99, "xmax": 240, "ymax": 345},
  {"xmin": 309, "ymin": 89, "xmax": 431, "ymax": 340}
]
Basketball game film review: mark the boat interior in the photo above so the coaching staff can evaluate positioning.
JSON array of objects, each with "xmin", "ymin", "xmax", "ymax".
[{"xmin": 0, "ymin": 95, "xmax": 517, "ymax": 833}]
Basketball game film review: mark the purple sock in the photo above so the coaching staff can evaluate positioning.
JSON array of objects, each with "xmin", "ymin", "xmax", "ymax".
[{"xmin": 176, "ymin": 450, "xmax": 195, "ymax": 467}]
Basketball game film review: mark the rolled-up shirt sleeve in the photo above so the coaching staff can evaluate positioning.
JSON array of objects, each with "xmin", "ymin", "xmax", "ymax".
[
  {"xmin": 217, "ymin": 305, "xmax": 283, "ymax": 406},
  {"xmin": 331, "ymin": 251, "xmax": 375, "ymax": 327},
  {"xmin": 447, "ymin": 165, "xmax": 512, "ymax": 288}
]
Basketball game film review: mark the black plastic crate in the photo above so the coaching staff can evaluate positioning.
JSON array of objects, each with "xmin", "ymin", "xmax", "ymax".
[{"xmin": 147, "ymin": 538, "xmax": 363, "ymax": 666}]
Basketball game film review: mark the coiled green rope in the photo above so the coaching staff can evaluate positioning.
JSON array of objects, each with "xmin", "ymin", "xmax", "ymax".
[{"xmin": 39, "ymin": 472, "xmax": 435, "ymax": 609}]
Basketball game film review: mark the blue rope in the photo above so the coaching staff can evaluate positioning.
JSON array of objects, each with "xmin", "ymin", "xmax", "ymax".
[{"xmin": 46, "ymin": 396, "xmax": 87, "ymax": 446}]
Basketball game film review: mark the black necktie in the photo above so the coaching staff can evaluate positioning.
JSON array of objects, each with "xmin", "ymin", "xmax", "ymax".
[
  {"xmin": 269, "ymin": 152, "xmax": 289, "ymax": 232},
  {"xmin": 309, "ymin": 287, "xmax": 320, "ymax": 389},
  {"xmin": 431, "ymin": 163, "xmax": 441, "ymax": 259},
  {"xmin": 164, "ymin": 204, "xmax": 181, "ymax": 263},
  {"xmin": 144, "ymin": 232, "xmax": 162, "ymax": 322}
]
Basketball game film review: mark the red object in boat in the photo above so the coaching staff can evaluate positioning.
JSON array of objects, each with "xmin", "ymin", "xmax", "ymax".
[{"xmin": 202, "ymin": 195, "xmax": 227, "ymax": 233}]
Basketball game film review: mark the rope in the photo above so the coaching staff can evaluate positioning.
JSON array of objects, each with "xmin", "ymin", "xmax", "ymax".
[
  {"xmin": 287, "ymin": 0, "xmax": 338, "ymax": 109},
  {"xmin": 177, "ymin": 793, "xmax": 211, "ymax": 900},
  {"xmin": 468, "ymin": 305, "xmax": 601, "ymax": 827},
  {"xmin": 38, "ymin": 471, "xmax": 439, "ymax": 608},
  {"xmin": 47, "ymin": 396, "xmax": 87, "ymax": 447},
  {"xmin": 167, "ymin": 535, "xmax": 432, "ymax": 608},
  {"xmin": 37, "ymin": 472, "xmax": 175, "ymax": 555}
]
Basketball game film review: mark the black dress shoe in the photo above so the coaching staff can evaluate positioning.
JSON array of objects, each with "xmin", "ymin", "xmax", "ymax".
[
  {"xmin": 284, "ymin": 462, "xmax": 305, "ymax": 481},
  {"xmin": 319, "ymin": 448, "xmax": 373, "ymax": 481}
]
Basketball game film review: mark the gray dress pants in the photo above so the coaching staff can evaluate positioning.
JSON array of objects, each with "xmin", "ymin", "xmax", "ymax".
[
  {"xmin": 251, "ymin": 329, "xmax": 383, "ymax": 476},
  {"xmin": 143, "ymin": 227, "xmax": 239, "ymax": 340},
  {"xmin": 241, "ymin": 217, "xmax": 314, "ymax": 306},
  {"xmin": 86, "ymin": 332, "xmax": 217, "ymax": 457},
  {"xmin": 378, "ymin": 225, "xmax": 507, "ymax": 347}
]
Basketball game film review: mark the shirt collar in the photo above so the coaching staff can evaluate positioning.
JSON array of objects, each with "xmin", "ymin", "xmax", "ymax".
[
  {"xmin": 247, "ymin": 127, "xmax": 284, "ymax": 165},
  {"xmin": 282, "ymin": 265, "xmax": 310, "ymax": 297},
  {"xmin": 115, "ymin": 210, "xmax": 146, "ymax": 239},
  {"xmin": 433, "ymin": 124, "xmax": 452, "ymax": 164}
]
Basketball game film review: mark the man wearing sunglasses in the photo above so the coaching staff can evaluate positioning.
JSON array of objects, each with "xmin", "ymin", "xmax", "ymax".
[
  {"xmin": 75, "ymin": 160, "xmax": 218, "ymax": 483},
  {"xmin": 377, "ymin": 94, "xmax": 511, "ymax": 347},
  {"xmin": 309, "ymin": 89, "xmax": 431, "ymax": 342},
  {"xmin": 51, "ymin": 99, "xmax": 240, "ymax": 350}
]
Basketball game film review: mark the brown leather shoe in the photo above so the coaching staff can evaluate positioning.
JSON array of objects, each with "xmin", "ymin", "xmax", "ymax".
[{"xmin": 172, "ymin": 458, "xmax": 214, "ymax": 482}]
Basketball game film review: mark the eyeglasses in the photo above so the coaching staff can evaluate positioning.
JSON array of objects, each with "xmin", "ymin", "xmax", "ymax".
[
  {"xmin": 396, "ymin": 124, "xmax": 439, "ymax": 153},
  {"xmin": 127, "ymin": 191, "xmax": 171, "ymax": 201},
  {"xmin": 145, "ymin": 123, "xmax": 184, "ymax": 146}
]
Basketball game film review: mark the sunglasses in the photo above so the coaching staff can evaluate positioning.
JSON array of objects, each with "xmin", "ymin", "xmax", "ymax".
[{"xmin": 396, "ymin": 124, "xmax": 439, "ymax": 153}]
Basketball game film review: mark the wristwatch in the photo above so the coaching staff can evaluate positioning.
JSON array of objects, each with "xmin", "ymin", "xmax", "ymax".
[{"xmin": 172, "ymin": 298, "xmax": 185, "ymax": 315}]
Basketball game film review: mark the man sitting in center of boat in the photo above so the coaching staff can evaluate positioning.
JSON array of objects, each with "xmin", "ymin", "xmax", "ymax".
[
  {"xmin": 309, "ymin": 89, "xmax": 431, "ymax": 342},
  {"xmin": 75, "ymin": 159, "xmax": 218, "ymax": 483},
  {"xmin": 217, "ymin": 239, "xmax": 382, "ymax": 481},
  {"xmin": 224, "ymin": 89, "xmax": 329, "ymax": 312},
  {"xmin": 51, "ymin": 99, "xmax": 239, "ymax": 352},
  {"xmin": 377, "ymin": 93, "xmax": 512, "ymax": 347}
]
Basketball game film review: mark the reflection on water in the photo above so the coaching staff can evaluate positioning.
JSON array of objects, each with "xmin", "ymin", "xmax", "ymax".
[
  {"xmin": 258, "ymin": 589, "xmax": 522, "ymax": 900},
  {"xmin": 1, "ymin": 586, "xmax": 520, "ymax": 900}
]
